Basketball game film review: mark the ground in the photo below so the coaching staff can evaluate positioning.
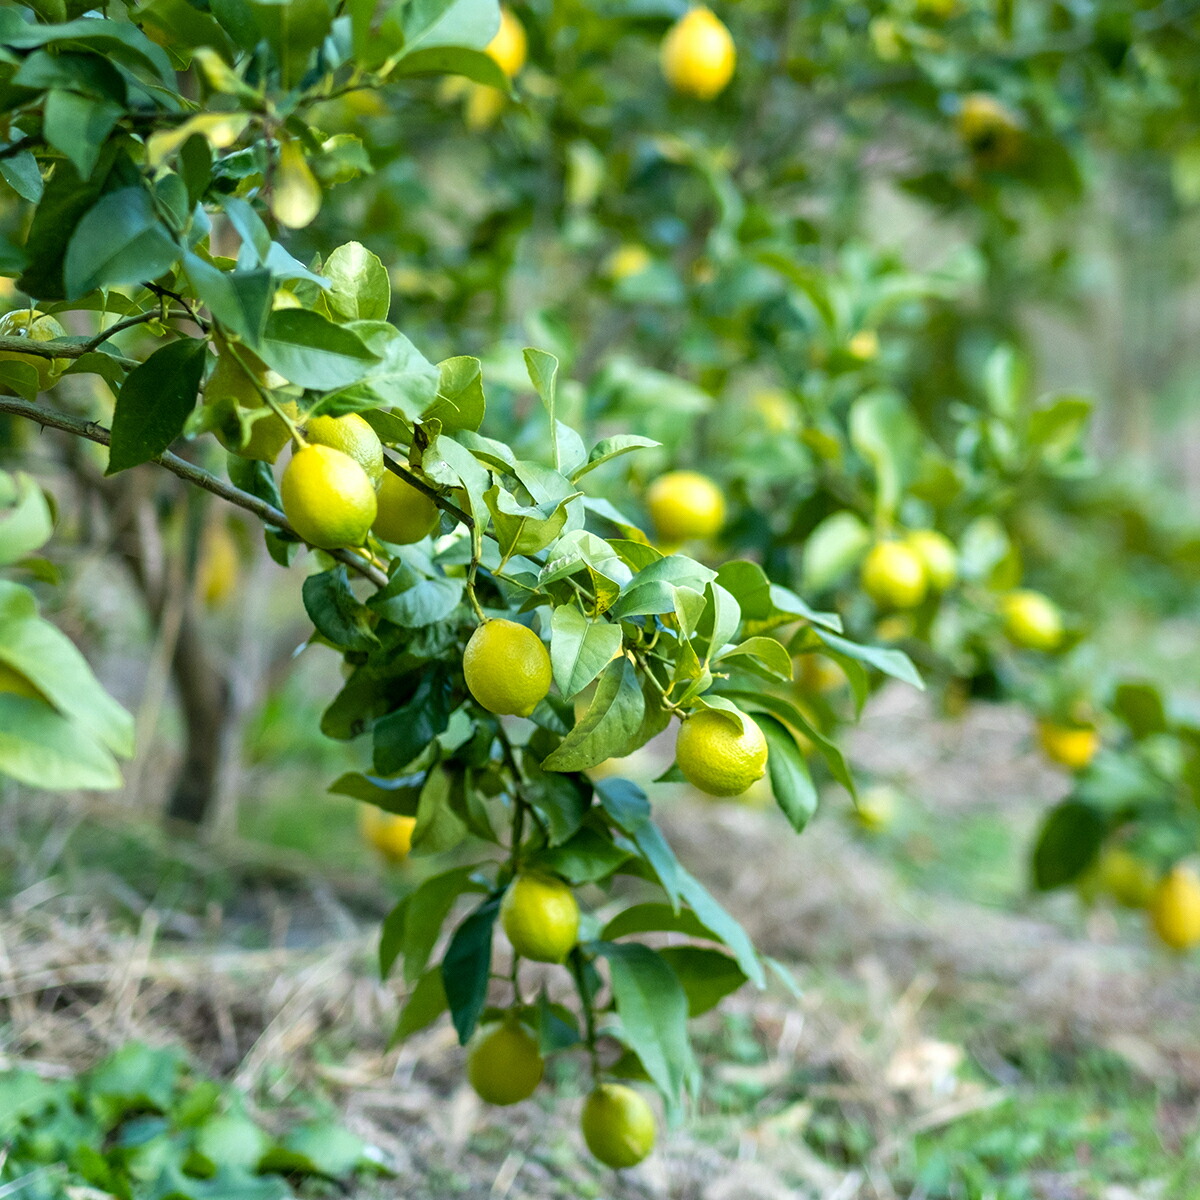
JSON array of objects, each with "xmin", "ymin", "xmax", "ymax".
[{"xmin": 1, "ymin": 684, "xmax": 1198, "ymax": 1199}]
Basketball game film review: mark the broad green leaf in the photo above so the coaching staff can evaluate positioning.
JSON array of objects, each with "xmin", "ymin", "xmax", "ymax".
[
  {"xmin": 523, "ymin": 347, "xmax": 560, "ymax": 468},
  {"xmin": 485, "ymin": 484, "xmax": 579, "ymax": 560},
  {"xmin": 571, "ymin": 435, "xmax": 660, "ymax": 483},
  {"xmin": 0, "ymin": 695, "xmax": 122, "ymax": 790},
  {"xmin": 87, "ymin": 1042, "xmax": 183, "ymax": 1117},
  {"xmin": 442, "ymin": 896, "xmax": 500, "ymax": 1044},
  {"xmin": 330, "ymin": 771, "xmax": 424, "ymax": 816},
  {"xmin": 538, "ymin": 825, "xmax": 631, "ymax": 884},
  {"xmin": 656, "ymin": 946, "xmax": 746, "ymax": 1016},
  {"xmin": 809, "ymin": 628, "xmax": 924, "ymax": 691},
  {"xmin": 373, "ymin": 671, "xmax": 453, "ymax": 774},
  {"xmin": 757, "ymin": 715, "xmax": 817, "ymax": 832},
  {"xmin": 1029, "ymin": 395, "xmax": 1092, "ymax": 460},
  {"xmin": 674, "ymin": 865, "xmax": 763, "ymax": 988},
  {"xmin": 391, "ymin": 967, "xmax": 449, "ymax": 1044},
  {"xmin": 801, "ymin": 511, "xmax": 872, "ymax": 593},
  {"xmin": 550, "ymin": 605, "xmax": 624, "ymax": 698},
  {"xmin": 1112, "ymin": 682, "xmax": 1168, "ymax": 740},
  {"xmin": 521, "ymin": 758, "xmax": 591, "ymax": 846},
  {"xmin": 424, "ymin": 356, "xmax": 485, "ymax": 433},
  {"xmin": 390, "ymin": 865, "xmax": 482, "ymax": 983},
  {"xmin": 0, "ymin": 472, "xmax": 53, "ymax": 564},
  {"xmin": 43, "ymin": 91, "xmax": 122, "ymax": 180},
  {"xmin": 542, "ymin": 657, "xmax": 644, "ymax": 772},
  {"xmin": 256, "ymin": 309, "xmax": 378, "ymax": 390},
  {"xmin": 1032, "ymin": 800, "xmax": 1105, "ymax": 891},
  {"xmin": 302, "ymin": 567, "xmax": 379, "ymax": 651},
  {"xmin": 64, "ymin": 188, "xmax": 180, "ymax": 299},
  {"xmin": 264, "ymin": 1121, "xmax": 366, "ymax": 1178},
  {"xmin": 401, "ymin": 0, "xmax": 500, "ymax": 54},
  {"xmin": 0, "ymin": 150, "xmax": 44, "ymax": 203},
  {"xmin": 601, "ymin": 903, "xmax": 721, "ymax": 942},
  {"xmin": 181, "ymin": 252, "xmax": 272, "ymax": 346},
  {"xmin": 324, "ymin": 241, "xmax": 390, "ymax": 322},
  {"xmin": 713, "ymin": 636, "xmax": 793, "ymax": 681},
  {"xmin": 107, "ymin": 338, "xmax": 207, "ymax": 473}
]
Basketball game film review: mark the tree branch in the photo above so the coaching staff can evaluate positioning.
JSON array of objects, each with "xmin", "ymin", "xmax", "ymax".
[{"xmin": 0, "ymin": 398, "xmax": 389, "ymax": 588}]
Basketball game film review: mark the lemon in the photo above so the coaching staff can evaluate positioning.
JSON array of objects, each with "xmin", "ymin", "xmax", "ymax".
[
  {"xmin": 661, "ymin": 8, "xmax": 735, "ymax": 100},
  {"xmin": 796, "ymin": 654, "xmax": 844, "ymax": 695},
  {"xmin": 956, "ymin": 93, "xmax": 1023, "ymax": 167},
  {"xmin": 1094, "ymin": 847, "xmax": 1156, "ymax": 910},
  {"xmin": 280, "ymin": 444, "xmax": 377, "ymax": 550},
  {"xmin": 196, "ymin": 521, "xmax": 240, "ymax": 608},
  {"xmin": 605, "ymin": 244, "xmax": 653, "ymax": 282},
  {"xmin": 846, "ymin": 330, "xmax": 879, "ymax": 362},
  {"xmin": 500, "ymin": 872, "xmax": 579, "ymax": 963},
  {"xmin": 905, "ymin": 529, "xmax": 958, "ymax": 592},
  {"xmin": 1149, "ymin": 866, "xmax": 1200, "ymax": 951},
  {"xmin": 1000, "ymin": 590, "xmax": 1063, "ymax": 652},
  {"xmin": 749, "ymin": 388, "xmax": 794, "ymax": 435},
  {"xmin": 304, "ymin": 413, "xmax": 385, "ymax": 489},
  {"xmin": 487, "ymin": 7, "xmax": 527, "ymax": 78},
  {"xmin": 675, "ymin": 708, "xmax": 768, "ymax": 797},
  {"xmin": 0, "ymin": 661, "xmax": 43, "ymax": 700},
  {"xmin": 463, "ymin": 619, "xmax": 552, "ymax": 717},
  {"xmin": 1036, "ymin": 721, "xmax": 1099, "ymax": 771},
  {"xmin": 271, "ymin": 138, "xmax": 321, "ymax": 229},
  {"xmin": 360, "ymin": 806, "xmax": 417, "ymax": 863},
  {"xmin": 646, "ymin": 470, "xmax": 725, "ymax": 543},
  {"xmin": 580, "ymin": 1084, "xmax": 656, "ymax": 1169},
  {"xmin": 861, "ymin": 541, "xmax": 927, "ymax": 609},
  {"xmin": 854, "ymin": 784, "xmax": 898, "ymax": 833},
  {"xmin": 464, "ymin": 83, "xmax": 506, "ymax": 130},
  {"xmin": 466, "ymin": 1017, "xmax": 544, "ymax": 1105},
  {"xmin": 0, "ymin": 309, "xmax": 67, "ymax": 394},
  {"xmin": 373, "ymin": 469, "xmax": 441, "ymax": 544}
]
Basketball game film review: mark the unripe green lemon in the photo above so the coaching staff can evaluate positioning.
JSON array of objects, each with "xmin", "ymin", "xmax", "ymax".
[
  {"xmin": 467, "ymin": 1017, "xmax": 544, "ymax": 1105},
  {"xmin": 661, "ymin": 7, "xmax": 736, "ymax": 100},
  {"xmin": 462, "ymin": 619, "xmax": 552, "ymax": 717},
  {"xmin": 675, "ymin": 708, "xmax": 768, "ymax": 798},
  {"xmin": 905, "ymin": 529, "xmax": 958, "ymax": 592},
  {"xmin": 280, "ymin": 444, "xmax": 377, "ymax": 550},
  {"xmin": 1149, "ymin": 866, "xmax": 1200, "ymax": 951},
  {"xmin": 304, "ymin": 413, "xmax": 384, "ymax": 488},
  {"xmin": 487, "ymin": 7, "xmax": 527, "ymax": 78},
  {"xmin": 580, "ymin": 1084, "xmax": 656, "ymax": 1169},
  {"xmin": 500, "ymin": 873, "xmax": 579, "ymax": 963},
  {"xmin": 373, "ymin": 470, "xmax": 441, "ymax": 544},
  {"xmin": 1000, "ymin": 590, "xmax": 1063, "ymax": 652},
  {"xmin": 860, "ymin": 541, "xmax": 927, "ymax": 609},
  {"xmin": 1037, "ymin": 721, "xmax": 1099, "ymax": 771},
  {"xmin": 646, "ymin": 470, "xmax": 726, "ymax": 543},
  {"xmin": 0, "ymin": 309, "xmax": 67, "ymax": 394}
]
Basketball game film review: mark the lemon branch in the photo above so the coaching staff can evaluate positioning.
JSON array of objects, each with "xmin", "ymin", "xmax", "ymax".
[{"xmin": 0, "ymin": 398, "xmax": 389, "ymax": 588}]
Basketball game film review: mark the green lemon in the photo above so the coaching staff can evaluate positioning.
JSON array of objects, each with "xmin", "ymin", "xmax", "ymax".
[
  {"xmin": 462, "ymin": 619, "xmax": 552, "ymax": 717},
  {"xmin": 675, "ymin": 708, "xmax": 768, "ymax": 798},
  {"xmin": 499, "ymin": 873, "xmax": 579, "ymax": 963},
  {"xmin": 466, "ymin": 1017, "xmax": 544, "ymax": 1105},
  {"xmin": 580, "ymin": 1083, "xmax": 656, "ymax": 1169}
]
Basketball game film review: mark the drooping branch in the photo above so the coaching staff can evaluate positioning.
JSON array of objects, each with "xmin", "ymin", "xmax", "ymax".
[{"xmin": 0, "ymin": 397, "xmax": 389, "ymax": 588}]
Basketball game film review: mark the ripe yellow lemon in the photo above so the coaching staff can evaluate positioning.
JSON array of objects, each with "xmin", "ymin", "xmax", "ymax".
[
  {"xmin": 675, "ymin": 708, "xmax": 768, "ymax": 797},
  {"xmin": 466, "ymin": 1017, "xmax": 544, "ymax": 1105},
  {"xmin": 1094, "ymin": 847, "xmax": 1156, "ymax": 910},
  {"xmin": 905, "ymin": 529, "xmax": 958, "ymax": 592},
  {"xmin": 463, "ymin": 619, "xmax": 552, "ymax": 717},
  {"xmin": 646, "ymin": 470, "xmax": 725, "ymax": 543},
  {"xmin": 373, "ymin": 470, "xmax": 441, "ymax": 544},
  {"xmin": 580, "ymin": 1084, "xmax": 656, "ymax": 1169},
  {"xmin": 1149, "ymin": 866, "xmax": 1200, "ymax": 951},
  {"xmin": 196, "ymin": 521, "xmax": 240, "ymax": 608},
  {"xmin": 360, "ymin": 806, "xmax": 417, "ymax": 863},
  {"xmin": 500, "ymin": 873, "xmax": 579, "ymax": 963},
  {"xmin": 605, "ymin": 244, "xmax": 653, "ymax": 282},
  {"xmin": 0, "ymin": 661, "xmax": 43, "ymax": 700},
  {"xmin": 861, "ymin": 541, "xmax": 927, "ymax": 609},
  {"xmin": 304, "ymin": 414, "xmax": 384, "ymax": 489},
  {"xmin": 661, "ymin": 7, "xmax": 735, "ymax": 100},
  {"xmin": 280, "ymin": 444, "xmax": 377, "ymax": 550},
  {"xmin": 1000, "ymin": 590, "xmax": 1063, "ymax": 652},
  {"xmin": 464, "ymin": 82, "xmax": 506, "ymax": 130},
  {"xmin": 0, "ymin": 309, "xmax": 67, "ymax": 394},
  {"xmin": 487, "ymin": 7, "xmax": 527, "ymax": 78},
  {"xmin": 1036, "ymin": 721, "xmax": 1098, "ymax": 771},
  {"xmin": 956, "ymin": 93, "xmax": 1023, "ymax": 167}
]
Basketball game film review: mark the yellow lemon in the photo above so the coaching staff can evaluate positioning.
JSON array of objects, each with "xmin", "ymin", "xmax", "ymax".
[
  {"xmin": 646, "ymin": 470, "xmax": 725, "ymax": 543},
  {"xmin": 464, "ymin": 82, "xmax": 506, "ymax": 130},
  {"xmin": 905, "ymin": 529, "xmax": 958, "ymax": 592},
  {"xmin": 661, "ymin": 7, "xmax": 736, "ymax": 100},
  {"xmin": 271, "ymin": 138, "xmax": 321, "ymax": 229},
  {"xmin": 854, "ymin": 784, "xmax": 898, "ymax": 833},
  {"xmin": 466, "ymin": 1017, "xmax": 544, "ymax": 1105},
  {"xmin": 1149, "ymin": 866, "xmax": 1200, "ymax": 951},
  {"xmin": 304, "ymin": 413, "xmax": 385, "ymax": 489},
  {"xmin": 605, "ymin": 244, "xmax": 653, "ymax": 282},
  {"xmin": 956, "ymin": 93, "xmax": 1023, "ymax": 167},
  {"xmin": 487, "ymin": 7, "xmax": 527, "ymax": 78},
  {"xmin": 861, "ymin": 541, "xmax": 927, "ymax": 609},
  {"xmin": 0, "ymin": 661, "xmax": 43, "ymax": 700},
  {"xmin": 500, "ymin": 873, "xmax": 579, "ymax": 963},
  {"xmin": 580, "ymin": 1084, "xmax": 656, "ymax": 1169},
  {"xmin": 1037, "ymin": 721, "xmax": 1099, "ymax": 771},
  {"xmin": 463, "ymin": 619, "xmax": 552, "ymax": 717},
  {"xmin": 280, "ymin": 444, "xmax": 377, "ymax": 550},
  {"xmin": 675, "ymin": 708, "xmax": 768, "ymax": 798},
  {"xmin": 1000, "ymin": 590, "xmax": 1063, "ymax": 652},
  {"xmin": 196, "ymin": 521, "xmax": 240, "ymax": 608},
  {"xmin": 360, "ymin": 806, "xmax": 417, "ymax": 863},
  {"xmin": 373, "ymin": 469, "xmax": 441, "ymax": 544},
  {"xmin": 0, "ymin": 309, "xmax": 67, "ymax": 394},
  {"xmin": 847, "ymin": 330, "xmax": 879, "ymax": 362}
]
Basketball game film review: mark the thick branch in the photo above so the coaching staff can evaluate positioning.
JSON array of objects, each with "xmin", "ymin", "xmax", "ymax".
[{"xmin": 0, "ymin": 398, "xmax": 389, "ymax": 588}]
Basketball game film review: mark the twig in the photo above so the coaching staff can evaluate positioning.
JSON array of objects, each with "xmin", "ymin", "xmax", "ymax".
[{"xmin": 0, "ymin": 398, "xmax": 388, "ymax": 587}]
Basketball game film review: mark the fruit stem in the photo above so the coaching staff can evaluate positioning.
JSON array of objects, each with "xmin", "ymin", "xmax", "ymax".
[
  {"xmin": 631, "ymin": 649, "xmax": 682, "ymax": 714},
  {"xmin": 225, "ymin": 341, "xmax": 307, "ymax": 449}
]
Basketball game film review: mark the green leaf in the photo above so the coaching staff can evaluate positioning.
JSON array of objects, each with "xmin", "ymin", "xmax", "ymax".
[
  {"xmin": 323, "ymin": 241, "xmax": 390, "ymax": 322},
  {"xmin": 1031, "ymin": 800, "xmax": 1105, "ymax": 891},
  {"xmin": 393, "ymin": 45, "xmax": 512, "ymax": 88},
  {"xmin": 43, "ymin": 90, "xmax": 123, "ymax": 180},
  {"xmin": 391, "ymin": 967, "xmax": 449, "ymax": 1044},
  {"xmin": 181, "ymin": 253, "xmax": 272, "ymax": 346},
  {"xmin": 542, "ymin": 656, "xmax": 644, "ymax": 772},
  {"xmin": 809, "ymin": 628, "xmax": 924, "ymax": 691},
  {"xmin": 88, "ymin": 1042, "xmax": 183, "ymax": 1117},
  {"xmin": 523, "ymin": 347, "xmax": 560, "ymax": 467},
  {"xmin": 107, "ymin": 338, "xmax": 206, "ymax": 474},
  {"xmin": 571, "ymin": 434, "xmax": 660, "ymax": 482},
  {"xmin": 1112, "ymin": 682, "xmax": 1167, "ymax": 740},
  {"xmin": 0, "ymin": 695, "xmax": 124, "ymax": 790},
  {"xmin": 264, "ymin": 1121, "xmax": 366, "ymax": 1178},
  {"xmin": 593, "ymin": 942, "xmax": 698, "ymax": 1108},
  {"xmin": 424, "ymin": 356, "xmax": 486, "ymax": 433},
  {"xmin": 0, "ymin": 471, "xmax": 53, "ymax": 564},
  {"xmin": 401, "ymin": 0, "xmax": 500, "ymax": 53},
  {"xmin": 601, "ymin": 902, "xmax": 721, "ymax": 943},
  {"xmin": 369, "ymin": 566, "xmax": 464, "ymax": 628},
  {"xmin": 256, "ymin": 309, "xmax": 378, "ymax": 390},
  {"xmin": 1028, "ymin": 395, "xmax": 1091, "ymax": 461},
  {"xmin": 521, "ymin": 758, "xmax": 591, "ymax": 846},
  {"xmin": 64, "ymin": 187, "xmax": 180, "ymax": 299},
  {"xmin": 388, "ymin": 865, "xmax": 482, "ymax": 983},
  {"xmin": 302, "ymin": 566, "xmax": 379, "ymax": 651},
  {"xmin": 0, "ymin": 150, "xmax": 44, "ymax": 204},
  {"xmin": 656, "ymin": 947, "xmax": 746, "ymax": 1017},
  {"xmin": 485, "ymin": 483, "xmax": 579, "ymax": 560},
  {"xmin": 538, "ymin": 825, "xmax": 632, "ymax": 884},
  {"xmin": 550, "ymin": 605, "xmax": 624, "ymax": 699},
  {"xmin": 442, "ymin": 896, "xmax": 500, "ymax": 1044},
  {"xmin": 713, "ymin": 636, "xmax": 793, "ymax": 681},
  {"xmin": 757, "ymin": 715, "xmax": 817, "ymax": 833},
  {"xmin": 373, "ymin": 670, "xmax": 452, "ymax": 774}
]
